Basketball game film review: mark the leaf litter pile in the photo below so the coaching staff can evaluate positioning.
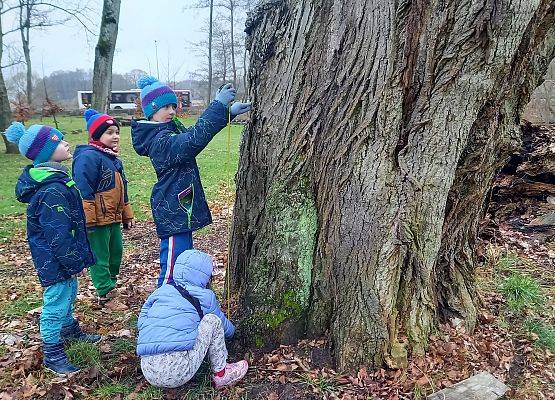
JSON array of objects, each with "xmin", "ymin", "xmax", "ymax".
[{"xmin": 0, "ymin": 192, "xmax": 553, "ymax": 399}]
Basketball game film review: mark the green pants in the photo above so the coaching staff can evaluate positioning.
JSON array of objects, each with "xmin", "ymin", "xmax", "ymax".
[{"xmin": 87, "ymin": 223, "xmax": 123, "ymax": 296}]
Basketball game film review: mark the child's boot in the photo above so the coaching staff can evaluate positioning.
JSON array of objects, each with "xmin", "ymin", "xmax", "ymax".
[
  {"xmin": 61, "ymin": 320, "xmax": 101, "ymax": 343},
  {"xmin": 213, "ymin": 360, "xmax": 249, "ymax": 389},
  {"xmin": 43, "ymin": 342, "xmax": 80, "ymax": 375}
]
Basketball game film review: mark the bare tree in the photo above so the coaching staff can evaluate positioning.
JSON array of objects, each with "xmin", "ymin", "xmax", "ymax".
[
  {"xmin": 1, "ymin": 0, "xmax": 25, "ymax": 153},
  {"xmin": 91, "ymin": 0, "xmax": 121, "ymax": 113},
  {"xmin": 229, "ymin": 0, "xmax": 555, "ymax": 371},
  {"xmin": 16, "ymin": 1, "xmax": 94, "ymax": 107}
]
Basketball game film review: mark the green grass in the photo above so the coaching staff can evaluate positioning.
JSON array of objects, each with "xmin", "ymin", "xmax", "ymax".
[
  {"xmin": 93, "ymin": 382, "xmax": 133, "ymax": 399},
  {"xmin": 500, "ymin": 272, "xmax": 544, "ymax": 312},
  {"xmin": 301, "ymin": 374, "xmax": 337, "ymax": 394},
  {"xmin": 0, "ymin": 115, "xmax": 243, "ymax": 238},
  {"xmin": 133, "ymin": 386, "xmax": 163, "ymax": 400},
  {"xmin": 0, "ymin": 293, "xmax": 41, "ymax": 318},
  {"xmin": 495, "ymin": 252, "xmax": 525, "ymax": 272},
  {"xmin": 525, "ymin": 319, "xmax": 555, "ymax": 351},
  {"xmin": 112, "ymin": 337, "xmax": 135, "ymax": 354},
  {"xmin": 66, "ymin": 341, "xmax": 102, "ymax": 368}
]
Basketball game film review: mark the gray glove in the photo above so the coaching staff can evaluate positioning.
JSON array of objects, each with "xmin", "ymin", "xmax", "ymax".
[
  {"xmin": 230, "ymin": 102, "xmax": 252, "ymax": 116},
  {"xmin": 215, "ymin": 83, "xmax": 236, "ymax": 106}
]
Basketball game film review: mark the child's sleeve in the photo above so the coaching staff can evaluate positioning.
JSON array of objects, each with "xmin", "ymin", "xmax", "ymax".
[
  {"xmin": 120, "ymin": 168, "xmax": 134, "ymax": 223},
  {"xmin": 38, "ymin": 187, "xmax": 88, "ymax": 276},
  {"xmin": 72, "ymin": 156, "xmax": 99, "ymax": 226},
  {"xmin": 206, "ymin": 290, "xmax": 236, "ymax": 338},
  {"xmin": 153, "ymin": 101, "xmax": 230, "ymax": 169}
]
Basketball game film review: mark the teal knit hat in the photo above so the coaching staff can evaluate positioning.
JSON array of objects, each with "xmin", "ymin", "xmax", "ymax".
[
  {"xmin": 137, "ymin": 76, "xmax": 178, "ymax": 119},
  {"xmin": 4, "ymin": 122, "xmax": 64, "ymax": 165}
]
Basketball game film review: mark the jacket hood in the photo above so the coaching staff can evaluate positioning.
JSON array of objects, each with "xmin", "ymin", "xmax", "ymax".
[
  {"xmin": 73, "ymin": 144, "xmax": 96, "ymax": 159},
  {"xmin": 131, "ymin": 120, "xmax": 175, "ymax": 157},
  {"xmin": 15, "ymin": 164, "xmax": 72, "ymax": 203},
  {"xmin": 173, "ymin": 250, "xmax": 213, "ymax": 288}
]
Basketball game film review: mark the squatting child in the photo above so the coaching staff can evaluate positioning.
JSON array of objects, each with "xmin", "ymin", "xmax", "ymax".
[
  {"xmin": 131, "ymin": 76, "xmax": 251, "ymax": 287},
  {"xmin": 136, "ymin": 249, "xmax": 248, "ymax": 388},
  {"xmin": 6, "ymin": 122, "xmax": 100, "ymax": 375},
  {"xmin": 72, "ymin": 109, "xmax": 134, "ymax": 303}
]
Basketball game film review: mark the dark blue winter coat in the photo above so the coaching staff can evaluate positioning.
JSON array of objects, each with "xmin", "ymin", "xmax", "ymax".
[
  {"xmin": 15, "ymin": 164, "xmax": 95, "ymax": 287},
  {"xmin": 131, "ymin": 100, "xmax": 230, "ymax": 239}
]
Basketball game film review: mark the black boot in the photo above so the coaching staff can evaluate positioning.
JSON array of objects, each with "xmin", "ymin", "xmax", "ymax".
[{"xmin": 60, "ymin": 320, "xmax": 101, "ymax": 343}]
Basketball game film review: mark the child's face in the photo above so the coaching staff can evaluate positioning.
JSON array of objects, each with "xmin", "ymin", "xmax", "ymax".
[
  {"xmin": 99, "ymin": 126, "xmax": 120, "ymax": 150},
  {"xmin": 151, "ymin": 104, "xmax": 176, "ymax": 123},
  {"xmin": 50, "ymin": 140, "xmax": 72, "ymax": 162}
]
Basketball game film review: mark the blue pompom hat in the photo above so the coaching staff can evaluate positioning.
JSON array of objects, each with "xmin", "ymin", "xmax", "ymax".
[
  {"xmin": 137, "ymin": 76, "xmax": 178, "ymax": 120},
  {"xmin": 4, "ymin": 122, "xmax": 64, "ymax": 165}
]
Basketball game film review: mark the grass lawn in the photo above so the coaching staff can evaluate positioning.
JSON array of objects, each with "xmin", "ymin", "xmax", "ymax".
[{"xmin": 0, "ymin": 115, "xmax": 243, "ymax": 239}]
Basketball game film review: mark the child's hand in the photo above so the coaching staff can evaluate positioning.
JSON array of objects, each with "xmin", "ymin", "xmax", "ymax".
[
  {"xmin": 215, "ymin": 83, "xmax": 236, "ymax": 106},
  {"xmin": 123, "ymin": 220, "xmax": 134, "ymax": 230},
  {"xmin": 230, "ymin": 102, "xmax": 252, "ymax": 116}
]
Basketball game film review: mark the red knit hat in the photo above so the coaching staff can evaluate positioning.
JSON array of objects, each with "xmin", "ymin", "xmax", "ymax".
[{"xmin": 84, "ymin": 109, "xmax": 119, "ymax": 141}]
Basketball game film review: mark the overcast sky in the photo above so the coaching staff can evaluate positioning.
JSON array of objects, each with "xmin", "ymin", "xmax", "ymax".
[{"xmin": 4, "ymin": 0, "xmax": 247, "ymax": 80}]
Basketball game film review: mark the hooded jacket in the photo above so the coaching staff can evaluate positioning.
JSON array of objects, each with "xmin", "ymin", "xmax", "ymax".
[
  {"xmin": 136, "ymin": 250, "xmax": 235, "ymax": 356},
  {"xmin": 131, "ymin": 100, "xmax": 229, "ymax": 239},
  {"xmin": 72, "ymin": 145, "xmax": 133, "ymax": 227},
  {"xmin": 15, "ymin": 163, "xmax": 95, "ymax": 287}
]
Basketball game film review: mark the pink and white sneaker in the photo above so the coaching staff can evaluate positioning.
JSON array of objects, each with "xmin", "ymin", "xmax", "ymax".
[{"xmin": 213, "ymin": 360, "xmax": 249, "ymax": 389}]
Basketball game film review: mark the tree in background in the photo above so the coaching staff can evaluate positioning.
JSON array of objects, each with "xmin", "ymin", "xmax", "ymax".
[
  {"xmin": 230, "ymin": 0, "xmax": 555, "ymax": 371},
  {"xmin": 16, "ymin": 0, "xmax": 94, "ymax": 107},
  {"xmin": 1, "ymin": 1, "xmax": 25, "ymax": 153},
  {"xmin": 91, "ymin": 0, "xmax": 121, "ymax": 112}
]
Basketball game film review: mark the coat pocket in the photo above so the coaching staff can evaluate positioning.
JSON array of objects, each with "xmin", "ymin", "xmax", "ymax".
[
  {"xmin": 99, "ymin": 194, "xmax": 107, "ymax": 216},
  {"xmin": 177, "ymin": 184, "xmax": 194, "ymax": 228}
]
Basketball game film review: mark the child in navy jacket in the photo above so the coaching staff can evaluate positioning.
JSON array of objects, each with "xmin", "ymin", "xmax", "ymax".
[
  {"xmin": 131, "ymin": 76, "xmax": 250, "ymax": 287},
  {"xmin": 6, "ymin": 122, "xmax": 101, "ymax": 375}
]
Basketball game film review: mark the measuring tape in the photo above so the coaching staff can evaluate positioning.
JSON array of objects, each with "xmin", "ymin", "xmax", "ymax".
[{"xmin": 226, "ymin": 107, "xmax": 232, "ymax": 316}]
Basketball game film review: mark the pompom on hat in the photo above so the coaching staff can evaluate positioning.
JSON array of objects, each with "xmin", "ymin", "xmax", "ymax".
[
  {"xmin": 5, "ymin": 122, "xmax": 64, "ymax": 165},
  {"xmin": 84, "ymin": 109, "xmax": 119, "ymax": 141},
  {"xmin": 137, "ymin": 76, "xmax": 178, "ymax": 119}
]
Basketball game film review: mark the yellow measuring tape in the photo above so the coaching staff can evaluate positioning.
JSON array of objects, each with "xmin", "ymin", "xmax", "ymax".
[{"xmin": 225, "ymin": 108, "xmax": 232, "ymax": 316}]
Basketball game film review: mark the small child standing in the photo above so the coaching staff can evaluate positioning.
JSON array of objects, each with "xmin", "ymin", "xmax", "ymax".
[
  {"xmin": 131, "ymin": 77, "xmax": 251, "ymax": 287},
  {"xmin": 6, "ymin": 122, "xmax": 100, "ymax": 375},
  {"xmin": 137, "ymin": 249, "xmax": 248, "ymax": 389},
  {"xmin": 72, "ymin": 109, "xmax": 134, "ymax": 303}
]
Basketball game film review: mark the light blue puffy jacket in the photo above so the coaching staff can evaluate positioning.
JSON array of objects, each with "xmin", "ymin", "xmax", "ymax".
[{"xmin": 136, "ymin": 250, "xmax": 235, "ymax": 356}]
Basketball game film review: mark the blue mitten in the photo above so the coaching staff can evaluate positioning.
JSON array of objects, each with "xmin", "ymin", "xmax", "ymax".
[
  {"xmin": 215, "ymin": 83, "xmax": 237, "ymax": 106},
  {"xmin": 230, "ymin": 102, "xmax": 252, "ymax": 116}
]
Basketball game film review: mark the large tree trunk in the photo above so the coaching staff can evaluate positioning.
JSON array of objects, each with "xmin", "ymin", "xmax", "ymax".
[
  {"xmin": 92, "ymin": 0, "xmax": 121, "ymax": 113},
  {"xmin": 229, "ymin": 0, "xmax": 555, "ymax": 371}
]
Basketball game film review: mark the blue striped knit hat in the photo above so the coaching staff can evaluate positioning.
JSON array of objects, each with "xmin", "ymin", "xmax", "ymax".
[
  {"xmin": 137, "ymin": 76, "xmax": 178, "ymax": 120},
  {"xmin": 4, "ymin": 122, "xmax": 64, "ymax": 165}
]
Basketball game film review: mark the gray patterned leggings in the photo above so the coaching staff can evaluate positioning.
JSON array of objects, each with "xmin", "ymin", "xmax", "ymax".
[{"xmin": 140, "ymin": 314, "xmax": 228, "ymax": 388}]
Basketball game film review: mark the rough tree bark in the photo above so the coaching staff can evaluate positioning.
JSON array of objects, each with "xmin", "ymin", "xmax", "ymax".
[
  {"xmin": 229, "ymin": 0, "xmax": 555, "ymax": 371},
  {"xmin": 92, "ymin": 0, "xmax": 121, "ymax": 113}
]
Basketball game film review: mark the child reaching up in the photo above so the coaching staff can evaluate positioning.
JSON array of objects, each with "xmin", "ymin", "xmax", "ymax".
[
  {"xmin": 131, "ymin": 76, "xmax": 251, "ymax": 287},
  {"xmin": 6, "ymin": 122, "xmax": 100, "ymax": 375},
  {"xmin": 72, "ymin": 109, "xmax": 134, "ymax": 303},
  {"xmin": 136, "ymin": 250, "xmax": 248, "ymax": 389}
]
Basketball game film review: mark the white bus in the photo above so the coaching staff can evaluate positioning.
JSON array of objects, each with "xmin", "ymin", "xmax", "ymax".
[
  {"xmin": 77, "ymin": 90, "xmax": 140, "ymax": 110},
  {"xmin": 77, "ymin": 89, "xmax": 192, "ymax": 111}
]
